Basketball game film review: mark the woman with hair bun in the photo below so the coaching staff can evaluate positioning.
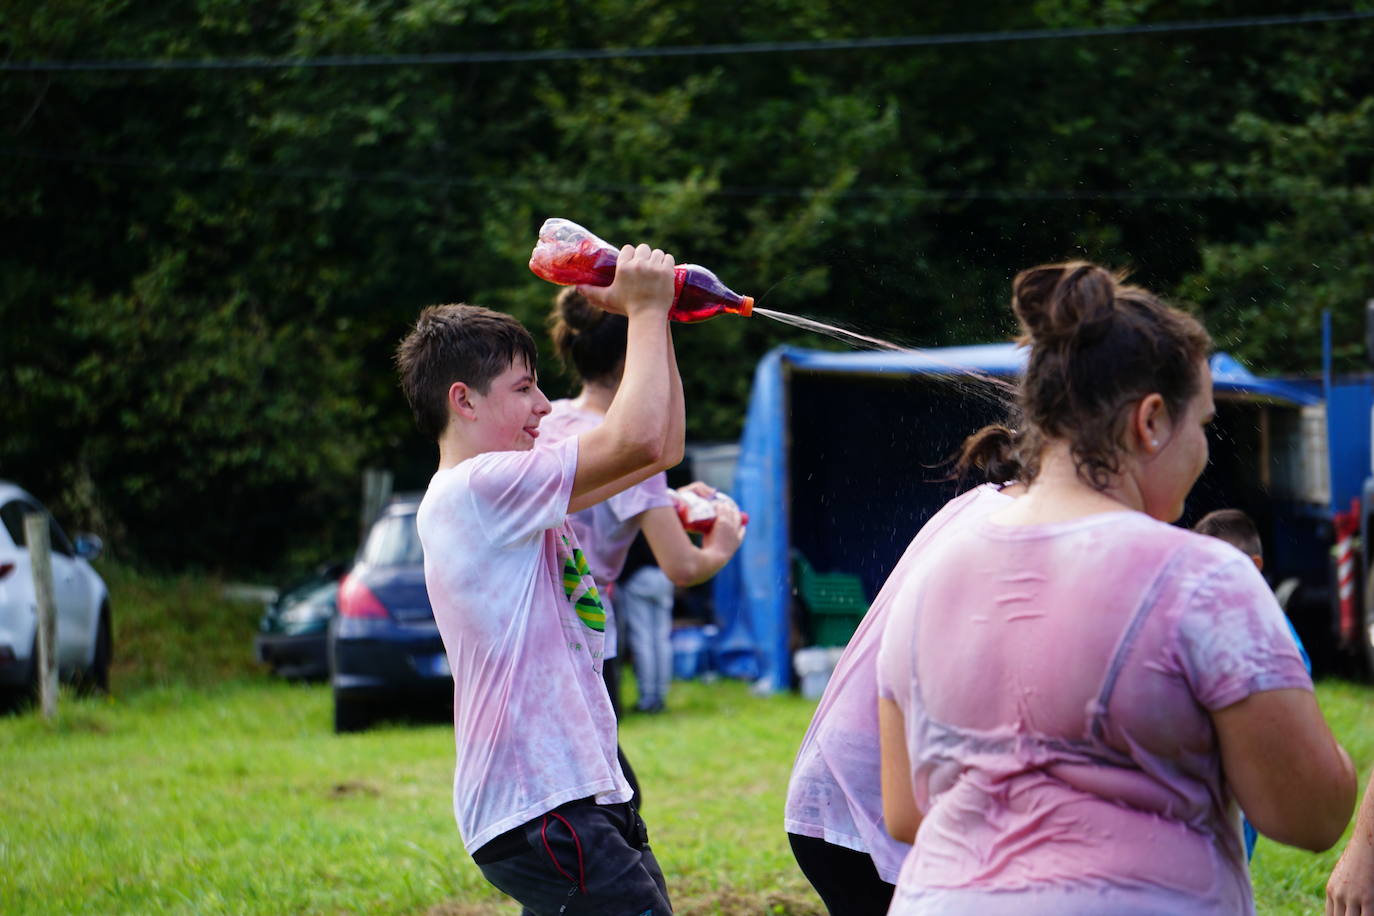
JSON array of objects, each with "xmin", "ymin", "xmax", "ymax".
[
  {"xmin": 876, "ymin": 262, "xmax": 1355, "ymax": 914},
  {"xmin": 542, "ymin": 286, "xmax": 745, "ymax": 719}
]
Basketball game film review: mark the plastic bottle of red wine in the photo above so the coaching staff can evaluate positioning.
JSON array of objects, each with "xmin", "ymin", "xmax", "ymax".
[{"xmin": 529, "ymin": 218, "xmax": 753, "ymax": 323}]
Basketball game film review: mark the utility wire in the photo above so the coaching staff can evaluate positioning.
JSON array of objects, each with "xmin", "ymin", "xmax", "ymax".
[
  {"xmin": 3, "ymin": 10, "xmax": 1372, "ymax": 73},
  {"xmin": 4, "ymin": 146, "xmax": 1365, "ymax": 202}
]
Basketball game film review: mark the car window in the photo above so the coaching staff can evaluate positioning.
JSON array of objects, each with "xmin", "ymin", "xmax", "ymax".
[
  {"xmin": 301, "ymin": 581, "xmax": 338, "ymax": 607},
  {"xmin": 0, "ymin": 500, "xmax": 74, "ymax": 556},
  {"xmin": 47, "ymin": 515, "xmax": 74, "ymax": 557},
  {"xmin": 360, "ymin": 512, "xmax": 424, "ymax": 566},
  {"xmin": 0, "ymin": 501, "xmax": 26, "ymax": 547},
  {"xmin": 278, "ymin": 575, "xmax": 325, "ymax": 606},
  {"xmin": 280, "ymin": 579, "xmax": 337, "ymax": 609}
]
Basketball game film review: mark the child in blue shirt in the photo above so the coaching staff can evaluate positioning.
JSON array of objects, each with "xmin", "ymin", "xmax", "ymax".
[{"xmin": 1193, "ymin": 507, "xmax": 1313, "ymax": 859}]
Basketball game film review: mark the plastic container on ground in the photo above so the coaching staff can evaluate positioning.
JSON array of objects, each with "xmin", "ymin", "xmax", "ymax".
[
  {"xmin": 670, "ymin": 624, "xmax": 719, "ymax": 681},
  {"xmin": 793, "ymin": 646, "xmax": 846, "ymax": 700}
]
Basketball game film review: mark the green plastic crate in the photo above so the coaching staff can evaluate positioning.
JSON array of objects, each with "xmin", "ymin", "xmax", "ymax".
[{"xmin": 793, "ymin": 551, "xmax": 869, "ymax": 647}]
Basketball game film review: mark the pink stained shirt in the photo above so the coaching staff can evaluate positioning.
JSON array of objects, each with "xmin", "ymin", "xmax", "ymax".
[
  {"xmin": 417, "ymin": 436, "xmax": 631, "ymax": 855},
  {"xmin": 541, "ymin": 399, "xmax": 674, "ymax": 657},
  {"xmin": 785, "ymin": 484, "xmax": 1014, "ymax": 883},
  {"xmin": 876, "ymin": 510, "xmax": 1312, "ymax": 915}
]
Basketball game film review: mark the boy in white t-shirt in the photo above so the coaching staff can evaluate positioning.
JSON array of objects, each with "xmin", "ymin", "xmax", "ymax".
[{"xmin": 395, "ymin": 244, "xmax": 683, "ymax": 914}]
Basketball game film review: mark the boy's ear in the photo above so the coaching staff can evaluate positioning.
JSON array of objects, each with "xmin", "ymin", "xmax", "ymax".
[{"xmin": 448, "ymin": 381, "xmax": 478, "ymax": 421}]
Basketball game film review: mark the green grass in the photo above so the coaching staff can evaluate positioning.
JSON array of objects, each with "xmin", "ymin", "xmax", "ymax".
[
  {"xmin": 1248, "ymin": 677, "xmax": 1374, "ymax": 913},
  {"xmin": 0, "ymin": 678, "xmax": 822, "ymax": 916},
  {"xmin": 3, "ymin": 563, "xmax": 1371, "ymax": 914},
  {"xmin": 6, "ymin": 678, "xmax": 1371, "ymax": 916}
]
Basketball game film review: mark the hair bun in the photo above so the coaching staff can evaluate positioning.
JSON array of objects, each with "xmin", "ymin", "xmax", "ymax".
[
  {"xmin": 555, "ymin": 286, "xmax": 606, "ymax": 333},
  {"xmin": 955, "ymin": 423, "xmax": 1023, "ymax": 484},
  {"xmin": 548, "ymin": 286, "xmax": 628, "ymax": 383},
  {"xmin": 1011, "ymin": 261, "xmax": 1119, "ymax": 344}
]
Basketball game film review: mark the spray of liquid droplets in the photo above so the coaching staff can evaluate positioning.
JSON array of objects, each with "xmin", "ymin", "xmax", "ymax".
[
  {"xmin": 753, "ymin": 308, "xmax": 906, "ymax": 352},
  {"xmin": 750, "ymin": 307, "xmax": 1020, "ymax": 411}
]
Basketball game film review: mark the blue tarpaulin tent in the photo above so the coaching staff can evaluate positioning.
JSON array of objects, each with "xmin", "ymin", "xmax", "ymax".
[{"xmin": 712, "ymin": 343, "xmax": 1324, "ymax": 692}]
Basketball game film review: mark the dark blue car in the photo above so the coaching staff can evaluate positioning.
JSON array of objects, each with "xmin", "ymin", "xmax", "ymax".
[{"xmin": 329, "ymin": 494, "xmax": 450, "ymax": 733}]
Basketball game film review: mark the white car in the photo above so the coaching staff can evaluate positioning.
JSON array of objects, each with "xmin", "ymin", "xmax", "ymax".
[{"xmin": 0, "ymin": 480, "xmax": 111, "ymax": 706}]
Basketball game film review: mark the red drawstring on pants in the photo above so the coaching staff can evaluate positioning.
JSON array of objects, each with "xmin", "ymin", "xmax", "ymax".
[{"xmin": 541, "ymin": 812, "xmax": 588, "ymax": 895}]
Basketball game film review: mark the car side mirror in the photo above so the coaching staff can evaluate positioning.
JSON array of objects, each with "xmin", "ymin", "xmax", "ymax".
[{"xmin": 74, "ymin": 533, "xmax": 104, "ymax": 561}]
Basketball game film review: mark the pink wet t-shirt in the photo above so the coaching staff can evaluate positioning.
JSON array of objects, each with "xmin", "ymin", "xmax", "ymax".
[
  {"xmin": 785, "ymin": 483, "xmax": 1013, "ymax": 883},
  {"xmin": 876, "ymin": 510, "xmax": 1311, "ymax": 915},
  {"xmin": 540, "ymin": 399, "xmax": 674, "ymax": 657},
  {"xmin": 417, "ymin": 436, "xmax": 631, "ymax": 855}
]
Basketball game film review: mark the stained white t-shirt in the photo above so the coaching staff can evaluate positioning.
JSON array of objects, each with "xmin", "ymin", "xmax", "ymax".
[
  {"xmin": 784, "ymin": 484, "xmax": 1013, "ymax": 882},
  {"xmin": 417, "ymin": 436, "xmax": 631, "ymax": 855},
  {"xmin": 876, "ymin": 511, "xmax": 1310, "ymax": 914}
]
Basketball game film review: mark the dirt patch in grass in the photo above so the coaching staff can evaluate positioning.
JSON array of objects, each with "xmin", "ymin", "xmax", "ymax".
[
  {"xmin": 53, "ymin": 709, "xmax": 113, "ymax": 733},
  {"xmin": 423, "ymin": 902, "xmax": 506, "ymax": 916},
  {"xmin": 329, "ymin": 780, "xmax": 381, "ymax": 798},
  {"xmin": 676, "ymin": 888, "xmax": 825, "ymax": 916},
  {"xmin": 424, "ymin": 888, "xmax": 824, "ymax": 916}
]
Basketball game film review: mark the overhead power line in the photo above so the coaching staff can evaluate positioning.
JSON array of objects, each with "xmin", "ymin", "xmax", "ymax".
[
  {"xmin": 4, "ymin": 146, "xmax": 1367, "ymax": 202},
  {"xmin": 3, "ymin": 10, "xmax": 1372, "ymax": 73}
]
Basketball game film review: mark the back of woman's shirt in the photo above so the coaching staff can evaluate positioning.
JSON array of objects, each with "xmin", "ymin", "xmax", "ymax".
[
  {"xmin": 784, "ymin": 483, "xmax": 1013, "ymax": 883},
  {"xmin": 877, "ymin": 510, "xmax": 1310, "ymax": 915}
]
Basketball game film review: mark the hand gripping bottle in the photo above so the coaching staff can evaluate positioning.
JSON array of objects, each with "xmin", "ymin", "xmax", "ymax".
[
  {"xmin": 529, "ymin": 218, "xmax": 754, "ymax": 324},
  {"xmin": 668, "ymin": 487, "xmax": 749, "ymax": 534}
]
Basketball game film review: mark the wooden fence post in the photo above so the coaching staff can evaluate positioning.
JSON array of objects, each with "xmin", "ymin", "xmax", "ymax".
[
  {"xmin": 360, "ymin": 469, "xmax": 394, "ymax": 543},
  {"xmin": 24, "ymin": 512, "xmax": 58, "ymax": 719}
]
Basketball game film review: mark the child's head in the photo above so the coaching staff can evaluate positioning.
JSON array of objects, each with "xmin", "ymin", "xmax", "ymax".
[
  {"xmin": 1193, "ymin": 508, "xmax": 1263, "ymax": 571},
  {"xmin": 548, "ymin": 286, "xmax": 628, "ymax": 387},
  {"xmin": 395, "ymin": 303, "xmax": 540, "ymax": 443}
]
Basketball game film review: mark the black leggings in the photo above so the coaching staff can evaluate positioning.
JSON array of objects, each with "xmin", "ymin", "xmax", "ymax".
[
  {"xmin": 788, "ymin": 833, "xmax": 894, "ymax": 916},
  {"xmin": 603, "ymin": 654, "xmax": 623, "ymax": 719},
  {"xmin": 618, "ymin": 745, "xmax": 641, "ymax": 812}
]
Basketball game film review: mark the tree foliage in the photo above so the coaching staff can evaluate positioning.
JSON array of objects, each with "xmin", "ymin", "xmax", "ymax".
[{"xmin": 2, "ymin": 0, "xmax": 1371, "ymax": 572}]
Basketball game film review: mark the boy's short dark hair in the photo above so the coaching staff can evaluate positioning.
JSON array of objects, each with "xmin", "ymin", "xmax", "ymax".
[
  {"xmin": 1193, "ymin": 508, "xmax": 1262, "ymax": 559},
  {"xmin": 395, "ymin": 304, "xmax": 538, "ymax": 441}
]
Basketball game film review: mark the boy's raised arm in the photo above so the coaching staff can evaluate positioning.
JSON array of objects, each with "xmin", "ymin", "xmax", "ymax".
[
  {"xmin": 570, "ymin": 244, "xmax": 679, "ymax": 512},
  {"xmin": 663, "ymin": 320, "xmax": 686, "ymax": 462}
]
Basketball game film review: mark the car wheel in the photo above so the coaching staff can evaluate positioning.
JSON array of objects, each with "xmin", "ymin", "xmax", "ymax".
[
  {"xmin": 77, "ymin": 605, "xmax": 112, "ymax": 696},
  {"xmin": 0, "ymin": 637, "xmax": 39, "ymax": 714},
  {"xmin": 333, "ymin": 690, "xmax": 374, "ymax": 734}
]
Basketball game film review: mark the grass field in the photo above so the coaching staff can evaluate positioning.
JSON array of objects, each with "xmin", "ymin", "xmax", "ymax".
[
  {"xmin": 0, "ymin": 677, "xmax": 823, "ymax": 916},
  {"xmin": 2, "ymin": 564, "xmax": 1371, "ymax": 914}
]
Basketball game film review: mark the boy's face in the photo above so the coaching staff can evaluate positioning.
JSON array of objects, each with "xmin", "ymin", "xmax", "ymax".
[{"xmin": 466, "ymin": 359, "xmax": 552, "ymax": 452}]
